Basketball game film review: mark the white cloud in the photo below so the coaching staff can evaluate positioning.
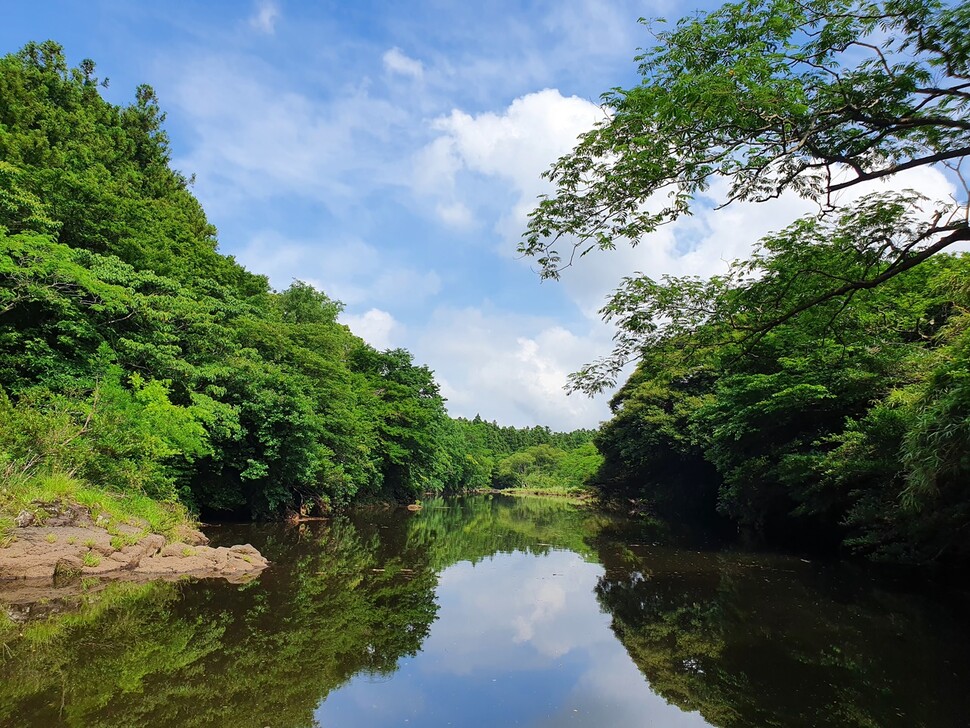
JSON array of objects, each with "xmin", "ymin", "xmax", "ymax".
[
  {"xmin": 236, "ymin": 231, "xmax": 441, "ymax": 309},
  {"xmin": 248, "ymin": 0, "xmax": 280, "ymax": 34},
  {"xmin": 166, "ymin": 55, "xmax": 408, "ymax": 216},
  {"xmin": 414, "ymin": 306, "xmax": 615, "ymax": 429},
  {"xmin": 340, "ymin": 308, "xmax": 402, "ymax": 350},
  {"xmin": 435, "ymin": 201, "xmax": 475, "ymax": 229},
  {"xmin": 425, "ymin": 88, "xmax": 602, "ymax": 194},
  {"xmin": 418, "ymin": 88, "xmax": 964, "ymax": 323},
  {"xmin": 383, "ymin": 47, "xmax": 424, "ymax": 80},
  {"xmin": 414, "ymin": 89, "xmax": 603, "ymax": 237}
]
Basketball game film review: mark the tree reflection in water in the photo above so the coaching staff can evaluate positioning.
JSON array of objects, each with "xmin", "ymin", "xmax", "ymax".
[{"xmin": 2, "ymin": 496, "xmax": 968, "ymax": 727}]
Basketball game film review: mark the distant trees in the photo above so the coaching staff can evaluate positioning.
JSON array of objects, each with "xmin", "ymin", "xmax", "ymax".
[{"xmin": 452, "ymin": 418, "xmax": 600, "ymax": 493}]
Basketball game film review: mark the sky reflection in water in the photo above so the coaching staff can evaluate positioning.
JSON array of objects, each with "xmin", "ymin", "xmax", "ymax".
[
  {"xmin": 3, "ymin": 495, "xmax": 969, "ymax": 728},
  {"xmin": 316, "ymin": 549, "xmax": 710, "ymax": 728}
]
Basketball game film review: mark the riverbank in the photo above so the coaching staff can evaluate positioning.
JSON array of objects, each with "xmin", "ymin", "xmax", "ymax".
[
  {"xmin": 468, "ymin": 487, "xmax": 595, "ymax": 505},
  {"xmin": 0, "ymin": 499, "xmax": 268, "ymax": 583}
]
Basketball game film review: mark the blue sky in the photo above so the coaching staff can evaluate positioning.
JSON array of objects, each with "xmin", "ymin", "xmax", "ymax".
[{"xmin": 2, "ymin": 0, "xmax": 957, "ymax": 429}]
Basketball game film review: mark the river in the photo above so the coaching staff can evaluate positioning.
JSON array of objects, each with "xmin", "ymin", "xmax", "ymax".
[{"xmin": 2, "ymin": 495, "xmax": 968, "ymax": 727}]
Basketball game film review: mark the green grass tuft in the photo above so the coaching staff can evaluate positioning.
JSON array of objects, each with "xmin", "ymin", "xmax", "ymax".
[{"xmin": 0, "ymin": 469, "xmax": 193, "ymax": 542}]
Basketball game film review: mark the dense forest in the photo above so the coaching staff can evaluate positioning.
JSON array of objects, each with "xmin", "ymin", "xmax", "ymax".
[
  {"xmin": 4, "ymin": 0, "xmax": 969, "ymax": 570},
  {"xmin": 524, "ymin": 0, "xmax": 970, "ymax": 564},
  {"xmin": 0, "ymin": 41, "xmax": 597, "ymax": 529}
]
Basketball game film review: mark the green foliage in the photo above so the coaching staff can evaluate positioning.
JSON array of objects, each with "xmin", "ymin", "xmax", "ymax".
[
  {"xmin": 0, "ymin": 41, "xmax": 473, "ymax": 519},
  {"xmin": 493, "ymin": 442, "xmax": 602, "ymax": 495},
  {"xmin": 591, "ymin": 206, "xmax": 970, "ymax": 561},
  {"xmin": 450, "ymin": 417, "xmax": 600, "ymax": 494},
  {"xmin": 513, "ymin": 0, "xmax": 970, "ymax": 564},
  {"xmin": 523, "ymin": 0, "xmax": 969, "ymax": 286}
]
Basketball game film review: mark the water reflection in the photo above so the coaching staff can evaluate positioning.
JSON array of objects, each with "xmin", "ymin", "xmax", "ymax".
[
  {"xmin": 1, "ymin": 495, "xmax": 968, "ymax": 727},
  {"xmin": 594, "ymin": 539, "xmax": 970, "ymax": 728},
  {"xmin": 318, "ymin": 549, "xmax": 710, "ymax": 727}
]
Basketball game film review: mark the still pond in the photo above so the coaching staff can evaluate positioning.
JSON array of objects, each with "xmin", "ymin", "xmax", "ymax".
[{"xmin": 2, "ymin": 495, "xmax": 968, "ymax": 727}]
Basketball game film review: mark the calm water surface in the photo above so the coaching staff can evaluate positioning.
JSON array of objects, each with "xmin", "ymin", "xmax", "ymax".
[{"xmin": 2, "ymin": 495, "xmax": 968, "ymax": 727}]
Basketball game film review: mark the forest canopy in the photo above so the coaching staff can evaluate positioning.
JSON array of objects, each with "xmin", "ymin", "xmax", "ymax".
[
  {"xmin": 521, "ymin": 0, "xmax": 970, "ymax": 563},
  {"xmin": 0, "ymin": 41, "xmax": 596, "ymax": 525}
]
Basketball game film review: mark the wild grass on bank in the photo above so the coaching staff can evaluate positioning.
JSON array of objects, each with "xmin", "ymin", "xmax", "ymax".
[{"xmin": 0, "ymin": 470, "xmax": 191, "ymax": 543}]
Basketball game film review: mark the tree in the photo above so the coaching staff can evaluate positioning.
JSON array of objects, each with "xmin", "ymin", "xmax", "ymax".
[
  {"xmin": 521, "ymin": 0, "xmax": 970, "ymax": 390},
  {"xmin": 0, "ymin": 43, "xmax": 465, "ymax": 519}
]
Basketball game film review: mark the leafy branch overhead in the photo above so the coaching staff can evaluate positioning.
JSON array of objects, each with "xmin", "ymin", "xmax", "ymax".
[
  {"xmin": 569, "ymin": 191, "xmax": 962, "ymax": 393},
  {"xmin": 521, "ymin": 0, "xmax": 970, "ymax": 383},
  {"xmin": 542, "ymin": 0, "xmax": 970, "ymax": 564}
]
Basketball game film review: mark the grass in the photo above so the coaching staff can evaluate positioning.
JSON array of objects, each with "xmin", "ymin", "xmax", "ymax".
[
  {"xmin": 109, "ymin": 534, "xmax": 135, "ymax": 550},
  {"xmin": 0, "ymin": 470, "xmax": 193, "ymax": 542},
  {"xmin": 44, "ymin": 533, "xmax": 56, "ymax": 544},
  {"xmin": 497, "ymin": 476, "xmax": 595, "ymax": 504},
  {"xmin": 0, "ymin": 515, "xmax": 14, "ymax": 547},
  {"xmin": 81, "ymin": 551, "xmax": 101, "ymax": 567},
  {"xmin": 0, "ymin": 608, "xmax": 16, "ymax": 642}
]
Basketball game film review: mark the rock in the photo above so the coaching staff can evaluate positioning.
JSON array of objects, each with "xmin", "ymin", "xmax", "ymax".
[
  {"xmin": 0, "ymin": 508, "xmax": 268, "ymax": 586},
  {"xmin": 42, "ymin": 504, "xmax": 92, "ymax": 527},
  {"xmin": 14, "ymin": 511, "xmax": 34, "ymax": 528},
  {"xmin": 89, "ymin": 539, "xmax": 115, "ymax": 557},
  {"xmin": 173, "ymin": 525, "xmax": 210, "ymax": 546},
  {"xmin": 228, "ymin": 544, "xmax": 260, "ymax": 557},
  {"xmin": 159, "ymin": 541, "xmax": 193, "ymax": 558},
  {"xmin": 54, "ymin": 555, "xmax": 83, "ymax": 578},
  {"xmin": 138, "ymin": 534, "xmax": 166, "ymax": 558}
]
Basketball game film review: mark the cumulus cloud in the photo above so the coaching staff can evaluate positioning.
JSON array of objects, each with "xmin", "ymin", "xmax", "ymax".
[
  {"xmin": 248, "ymin": 0, "xmax": 280, "ymax": 34},
  {"xmin": 418, "ymin": 88, "xmax": 962, "ymax": 321},
  {"xmin": 383, "ymin": 47, "xmax": 424, "ymax": 80},
  {"xmin": 419, "ymin": 88, "xmax": 603, "ymax": 230},
  {"xmin": 428, "ymin": 90, "xmax": 597, "ymax": 180},
  {"xmin": 413, "ymin": 306, "xmax": 616, "ymax": 429},
  {"xmin": 236, "ymin": 231, "xmax": 441, "ymax": 310},
  {"xmin": 340, "ymin": 308, "xmax": 402, "ymax": 350}
]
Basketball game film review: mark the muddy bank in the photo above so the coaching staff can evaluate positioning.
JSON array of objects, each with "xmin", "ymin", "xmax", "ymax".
[{"xmin": 0, "ymin": 504, "xmax": 268, "ymax": 585}]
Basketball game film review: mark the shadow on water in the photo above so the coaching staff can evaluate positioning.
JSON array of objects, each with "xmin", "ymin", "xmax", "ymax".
[{"xmin": 1, "ymin": 495, "xmax": 968, "ymax": 727}]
